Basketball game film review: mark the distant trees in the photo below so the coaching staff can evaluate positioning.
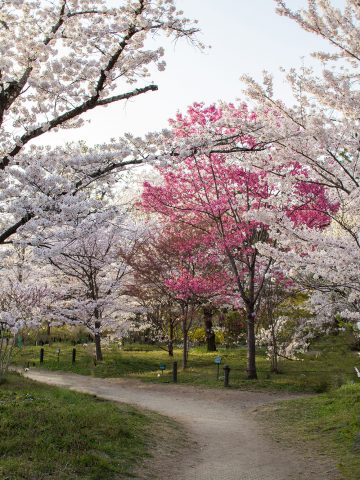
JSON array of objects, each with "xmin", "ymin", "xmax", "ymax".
[
  {"xmin": 121, "ymin": 231, "xmax": 181, "ymax": 357},
  {"xmin": 47, "ymin": 223, "xmax": 136, "ymax": 361}
]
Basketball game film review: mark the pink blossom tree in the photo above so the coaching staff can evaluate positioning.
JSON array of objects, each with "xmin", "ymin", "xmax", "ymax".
[
  {"xmin": 122, "ymin": 235, "xmax": 182, "ymax": 358},
  {"xmin": 141, "ymin": 102, "xmax": 337, "ymax": 378},
  {"xmin": 125, "ymin": 224, "xmax": 226, "ymax": 368}
]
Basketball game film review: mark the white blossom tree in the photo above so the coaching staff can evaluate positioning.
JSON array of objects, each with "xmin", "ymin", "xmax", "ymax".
[
  {"xmin": 0, "ymin": 0, "xmax": 199, "ymax": 246},
  {"xmin": 45, "ymin": 215, "xmax": 138, "ymax": 361},
  {"xmin": 240, "ymin": 0, "xmax": 360, "ymax": 322},
  {"xmin": 0, "ymin": 244, "xmax": 55, "ymax": 377}
]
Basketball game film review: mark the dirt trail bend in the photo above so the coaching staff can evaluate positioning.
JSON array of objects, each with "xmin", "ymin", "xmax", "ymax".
[{"xmin": 23, "ymin": 369, "xmax": 335, "ymax": 480}]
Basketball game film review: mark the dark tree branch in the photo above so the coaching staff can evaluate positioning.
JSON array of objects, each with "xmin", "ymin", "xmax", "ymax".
[
  {"xmin": 0, "ymin": 212, "xmax": 34, "ymax": 244},
  {"xmin": 0, "ymin": 85, "xmax": 157, "ymax": 170}
]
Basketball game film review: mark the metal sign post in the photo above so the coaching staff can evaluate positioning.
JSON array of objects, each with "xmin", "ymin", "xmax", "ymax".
[{"xmin": 214, "ymin": 356, "xmax": 222, "ymax": 379}]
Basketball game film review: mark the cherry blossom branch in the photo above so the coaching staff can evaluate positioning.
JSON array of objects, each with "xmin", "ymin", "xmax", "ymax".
[{"xmin": 0, "ymin": 85, "xmax": 157, "ymax": 171}]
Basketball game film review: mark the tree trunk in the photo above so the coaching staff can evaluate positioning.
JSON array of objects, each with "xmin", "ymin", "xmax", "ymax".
[
  {"xmin": 94, "ymin": 321, "xmax": 103, "ymax": 361},
  {"xmin": 182, "ymin": 324, "xmax": 188, "ymax": 369},
  {"xmin": 270, "ymin": 321, "xmax": 279, "ymax": 373},
  {"xmin": 246, "ymin": 309, "xmax": 257, "ymax": 379},
  {"xmin": 204, "ymin": 306, "xmax": 217, "ymax": 352},
  {"xmin": 168, "ymin": 322, "xmax": 174, "ymax": 356},
  {"xmin": 46, "ymin": 322, "xmax": 51, "ymax": 339}
]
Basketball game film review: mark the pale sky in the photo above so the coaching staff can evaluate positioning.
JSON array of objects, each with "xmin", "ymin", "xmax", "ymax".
[{"xmin": 38, "ymin": 0, "xmax": 344, "ymax": 148}]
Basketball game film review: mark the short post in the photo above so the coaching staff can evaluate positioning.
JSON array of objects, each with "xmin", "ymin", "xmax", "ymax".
[
  {"xmin": 223, "ymin": 365, "xmax": 230, "ymax": 387},
  {"xmin": 172, "ymin": 361, "xmax": 178, "ymax": 383},
  {"xmin": 72, "ymin": 348, "xmax": 76, "ymax": 364},
  {"xmin": 57, "ymin": 348, "xmax": 60, "ymax": 363},
  {"xmin": 40, "ymin": 348, "xmax": 44, "ymax": 364}
]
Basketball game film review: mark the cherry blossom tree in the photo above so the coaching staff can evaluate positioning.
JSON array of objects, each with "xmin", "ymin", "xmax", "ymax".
[
  {"xmin": 0, "ymin": 0, "xmax": 199, "ymax": 246},
  {"xmin": 141, "ymin": 102, "xmax": 337, "ymax": 378},
  {"xmin": 0, "ymin": 1, "xmax": 200, "ymax": 362},
  {"xmin": 241, "ymin": 0, "xmax": 360, "ymax": 322},
  {"xmin": 0, "ymin": 244, "xmax": 55, "ymax": 377},
  {"xmin": 0, "ymin": 282, "xmax": 47, "ymax": 379},
  {"xmin": 45, "ymin": 220, "xmax": 136, "ymax": 361}
]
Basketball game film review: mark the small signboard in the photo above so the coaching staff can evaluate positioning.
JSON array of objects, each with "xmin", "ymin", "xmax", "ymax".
[
  {"xmin": 214, "ymin": 356, "xmax": 222, "ymax": 380},
  {"xmin": 159, "ymin": 363, "xmax": 166, "ymax": 371}
]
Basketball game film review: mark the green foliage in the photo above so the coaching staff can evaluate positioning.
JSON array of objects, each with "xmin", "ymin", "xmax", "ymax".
[
  {"xmin": 20, "ymin": 325, "xmax": 91, "ymax": 346},
  {"xmin": 256, "ymin": 384, "xmax": 360, "ymax": 480},
  {"xmin": 188, "ymin": 327, "xmax": 224, "ymax": 345},
  {"xmin": 188, "ymin": 327, "xmax": 206, "ymax": 344},
  {"xmin": 214, "ymin": 328, "xmax": 225, "ymax": 345},
  {"xmin": 0, "ymin": 374, "xmax": 168, "ymax": 480},
  {"xmin": 258, "ymin": 290, "xmax": 312, "ymax": 331},
  {"xmin": 220, "ymin": 309, "xmax": 246, "ymax": 346},
  {"xmin": 278, "ymin": 291, "xmax": 312, "ymax": 319}
]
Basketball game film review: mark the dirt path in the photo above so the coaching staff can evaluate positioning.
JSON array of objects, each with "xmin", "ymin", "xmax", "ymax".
[{"xmin": 23, "ymin": 369, "xmax": 336, "ymax": 480}]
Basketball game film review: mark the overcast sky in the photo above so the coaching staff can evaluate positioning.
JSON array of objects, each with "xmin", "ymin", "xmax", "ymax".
[{"xmin": 38, "ymin": 0, "xmax": 344, "ymax": 148}]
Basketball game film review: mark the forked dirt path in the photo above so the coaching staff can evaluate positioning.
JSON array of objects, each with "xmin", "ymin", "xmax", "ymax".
[{"xmin": 23, "ymin": 369, "xmax": 336, "ymax": 480}]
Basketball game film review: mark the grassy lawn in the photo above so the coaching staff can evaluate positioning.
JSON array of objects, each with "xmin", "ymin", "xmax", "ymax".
[
  {"xmin": 0, "ymin": 373, "xmax": 178, "ymax": 480},
  {"xmin": 255, "ymin": 383, "xmax": 360, "ymax": 480},
  {"xmin": 7, "ymin": 335, "xmax": 360, "ymax": 480},
  {"xmin": 12, "ymin": 333, "xmax": 360, "ymax": 393}
]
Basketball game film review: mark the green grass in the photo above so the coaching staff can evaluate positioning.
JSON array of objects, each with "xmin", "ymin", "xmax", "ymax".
[
  {"xmin": 12, "ymin": 333, "xmax": 360, "ymax": 393},
  {"xmin": 0, "ymin": 373, "xmax": 176, "ymax": 480},
  {"xmin": 255, "ymin": 383, "xmax": 360, "ymax": 480},
  {"xmin": 8, "ymin": 335, "xmax": 360, "ymax": 480}
]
